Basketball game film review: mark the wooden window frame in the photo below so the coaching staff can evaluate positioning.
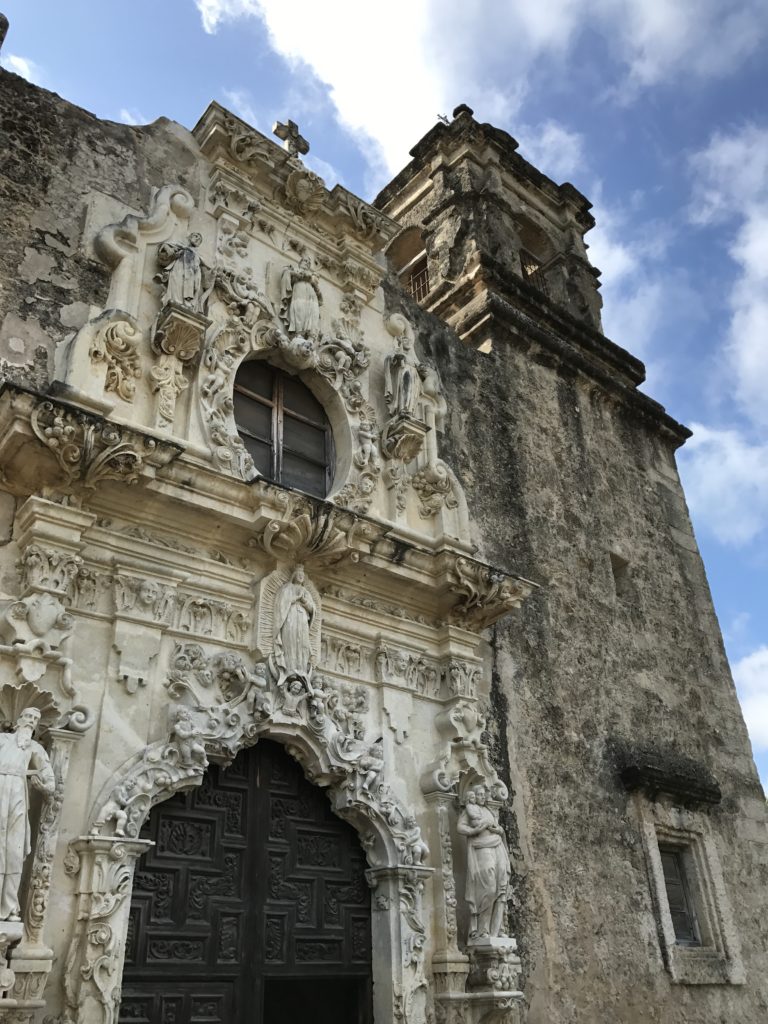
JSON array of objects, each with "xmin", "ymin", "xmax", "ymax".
[
  {"xmin": 658, "ymin": 844, "xmax": 701, "ymax": 947},
  {"xmin": 234, "ymin": 363, "xmax": 334, "ymax": 498}
]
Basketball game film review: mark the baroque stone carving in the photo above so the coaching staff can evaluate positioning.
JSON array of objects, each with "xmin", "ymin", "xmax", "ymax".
[
  {"xmin": 29, "ymin": 397, "xmax": 179, "ymax": 490},
  {"xmin": 154, "ymin": 233, "xmax": 213, "ymax": 315},
  {"xmin": 279, "ymin": 255, "xmax": 323, "ymax": 343},
  {"xmin": 88, "ymin": 319, "xmax": 142, "ymax": 403},
  {"xmin": 412, "ymin": 461, "xmax": 459, "ymax": 518},
  {"xmin": 457, "ymin": 787, "xmax": 511, "ymax": 940},
  {"xmin": 449, "ymin": 558, "xmax": 531, "ymax": 631},
  {"xmin": 0, "ymin": 708, "xmax": 55, "ymax": 920},
  {"xmin": 270, "ymin": 565, "xmax": 318, "ymax": 685},
  {"xmin": 276, "ymin": 166, "xmax": 326, "ymax": 219}
]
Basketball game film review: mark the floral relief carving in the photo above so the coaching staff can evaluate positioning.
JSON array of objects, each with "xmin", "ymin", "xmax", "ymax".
[{"xmin": 412, "ymin": 461, "xmax": 459, "ymax": 518}]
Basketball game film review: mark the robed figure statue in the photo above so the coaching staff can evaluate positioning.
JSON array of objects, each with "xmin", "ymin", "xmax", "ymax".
[
  {"xmin": 457, "ymin": 787, "xmax": 511, "ymax": 939},
  {"xmin": 280, "ymin": 256, "xmax": 322, "ymax": 341},
  {"xmin": 272, "ymin": 566, "xmax": 317, "ymax": 681},
  {"xmin": 0, "ymin": 707, "xmax": 55, "ymax": 921},
  {"xmin": 155, "ymin": 231, "xmax": 213, "ymax": 314},
  {"xmin": 384, "ymin": 333, "xmax": 421, "ymax": 418}
]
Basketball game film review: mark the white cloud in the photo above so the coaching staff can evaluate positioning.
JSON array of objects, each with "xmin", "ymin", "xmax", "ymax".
[
  {"xmin": 194, "ymin": 0, "xmax": 768, "ymax": 181},
  {"xmin": 1, "ymin": 53, "xmax": 42, "ymax": 84},
  {"xmin": 679, "ymin": 124, "xmax": 768, "ymax": 549},
  {"xmin": 689, "ymin": 126, "xmax": 768, "ymax": 429},
  {"xmin": 118, "ymin": 108, "xmax": 146, "ymax": 126},
  {"xmin": 732, "ymin": 646, "xmax": 768, "ymax": 751},
  {"xmin": 518, "ymin": 121, "xmax": 584, "ymax": 182},
  {"xmin": 678, "ymin": 424, "xmax": 768, "ymax": 546},
  {"xmin": 222, "ymin": 88, "xmax": 259, "ymax": 128}
]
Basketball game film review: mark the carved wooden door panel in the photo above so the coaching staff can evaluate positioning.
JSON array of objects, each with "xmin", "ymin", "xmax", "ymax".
[{"xmin": 119, "ymin": 740, "xmax": 372, "ymax": 1024}]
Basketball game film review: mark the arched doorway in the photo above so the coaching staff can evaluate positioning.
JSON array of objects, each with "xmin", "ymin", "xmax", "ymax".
[{"xmin": 119, "ymin": 740, "xmax": 373, "ymax": 1023}]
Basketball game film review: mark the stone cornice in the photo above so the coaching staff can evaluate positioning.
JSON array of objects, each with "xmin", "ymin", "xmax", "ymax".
[
  {"xmin": 0, "ymin": 386, "xmax": 538, "ymax": 636},
  {"xmin": 193, "ymin": 101, "xmax": 400, "ymax": 256},
  {"xmin": 374, "ymin": 111, "xmax": 593, "ymax": 230},
  {"xmin": 409, "ymin": 263, "xmax": 691, "ymax": 448}
]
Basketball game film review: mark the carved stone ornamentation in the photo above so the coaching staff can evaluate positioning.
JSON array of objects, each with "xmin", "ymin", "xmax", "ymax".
[
  {"xmin": 90, "ymin": 710, "xmax": 209, "ymax": 839},
  {"xmin": 150, "ymin": 303, "xmax": 211, "ymax": 428},
  {"xmin": 0, "ymin": 591, "xmax": 72, "ymax": 651},
  {"xmin": 276, "ymin": 167, "xmax": 326, "ymax": 219},
  {"xmin": 457, "ymin": 787, "xmax": 511, "ymax": 941},
  {"xmin": 87, "ymin": 319, "xmax": 142, "ymax": 403},
  {"xmin": 449, "ymin": 558, "xmax": 532, "ymax": 631},
  {"xmin": 412, "ymin": 461, "xmax": 459, "ymax": 518},
  {"xmin": 381, "ymin": 413, "xmax": 431, "ymax": 464},
  {"xmin": 279, "ymin": 256, "xmax": 323, "ymax": 343},
  {"xmin": 29, "ymin": 396, "xmax": 179, "ymax": 490},
  {"xmin": 250, "ymin": 498, "xmax": 378, "ymax": 566}
]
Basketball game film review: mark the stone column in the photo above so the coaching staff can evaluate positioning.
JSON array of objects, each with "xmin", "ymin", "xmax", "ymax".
[
  {"xmin": 61, "ymin": 836, "xmax": 152, "ymax": 1024},
  {"xmin": 423, "ymin": 793, "xmax": 470, "ymax": 1002},
  {"xmin": 366, "ymin": 865, "xmax": 433, "ymax": 1024}
]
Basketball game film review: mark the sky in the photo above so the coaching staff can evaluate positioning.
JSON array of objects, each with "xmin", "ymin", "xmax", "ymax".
[{"xmin": 2, "ymin": 0, "xmax": 767, "ymax": 788}]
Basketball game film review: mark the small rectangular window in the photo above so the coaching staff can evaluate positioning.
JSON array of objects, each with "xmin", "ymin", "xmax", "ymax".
[{"xmin": 659, "ymin": 846, "xmax": 700, "ymax": 946}]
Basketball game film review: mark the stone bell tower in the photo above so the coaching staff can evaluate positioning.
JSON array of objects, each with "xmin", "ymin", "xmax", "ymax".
[{"xmin": 374, "ymin": 104, "xmax": 603, "ymax": 353}]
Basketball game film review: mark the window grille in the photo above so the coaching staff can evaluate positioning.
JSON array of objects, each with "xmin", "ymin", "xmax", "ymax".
[
  {"xmin": 403, "ymin": 255, "xmax": 430, "ymax": 303},
  {"xmin": 233, "ymin": 361, "xmax": 333, "ymax": 498},
  {"xmin": 520, "ymin": 249, "xmax": 551, "ymax": 300}
]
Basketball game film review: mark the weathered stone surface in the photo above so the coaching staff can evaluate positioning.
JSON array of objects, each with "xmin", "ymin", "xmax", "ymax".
[{"xmin": 0, "ymin": 61, "xmax": 765, "ymax": 1024}]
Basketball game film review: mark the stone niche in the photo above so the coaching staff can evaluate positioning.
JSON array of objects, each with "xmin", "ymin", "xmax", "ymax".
[{"xmin": 0, "ymin": 103, "xmax": 535, "ymax": 1024}]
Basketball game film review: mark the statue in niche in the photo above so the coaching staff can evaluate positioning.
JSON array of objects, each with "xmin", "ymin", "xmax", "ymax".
[
  {"xmin": 272, "ymin": 565, "xmax": 317, "ymax": 681},
  {"xmin": 457, "ymin": 787, "xmax": 511, "ymax": 940},
  {"xmin": 155, "ymin": 231, "xmax": 213, "ymax": 314},
  {"xmin": 384, "ymin": 331, "xmax": 422, "ymax": 417},
  {"xmin": 280, "ymin": 255, "xmax": 322, "ymax": 341},
  {"xmin": 0, "ymin": 708, "xmax": 55, "ymax": 920}
]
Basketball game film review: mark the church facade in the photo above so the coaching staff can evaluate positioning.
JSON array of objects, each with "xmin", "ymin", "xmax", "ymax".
[{"xmin": 0, "ymin": 19, "xmax": 766, "ymax": 1024}]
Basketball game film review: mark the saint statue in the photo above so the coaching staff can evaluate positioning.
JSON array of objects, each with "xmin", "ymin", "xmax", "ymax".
[
  {"xmin": 384, "ymin": 333, "xmax": 421, "ymax": 417},
  {"xmin": 0, "ymin": 708, "xmax": 55, "ymax": 921},
  {"xmin": 457, "ymin": 787, "xmax": 511, "ymax": 940},
  {"xmin": 280, "ymin": 256, "xmax": 322, "ymax": 341},
  {"xmin": 272, "ymin": 565, "xmax": 317, "ymax": 680},
  {"xmin": 155, "ymin": 231, "xmax": 212, "ymax": 314}
]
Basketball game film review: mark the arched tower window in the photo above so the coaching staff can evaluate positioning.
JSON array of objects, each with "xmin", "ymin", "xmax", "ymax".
[
  {"xmin": 388, "ymin": 226, "xmax": 430, "ymax": 303},
  {"xmin": 233, "ymin": 361, "xmax": 334, "ymax": 498}
]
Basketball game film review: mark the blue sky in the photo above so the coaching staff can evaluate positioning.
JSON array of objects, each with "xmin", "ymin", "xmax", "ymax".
[{"xmin": 3, "ymin": 1, "xmax": 767, "ymax": 787}]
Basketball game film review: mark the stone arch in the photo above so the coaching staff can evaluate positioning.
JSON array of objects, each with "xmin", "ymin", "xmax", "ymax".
[
  {"xmin": 82, "ymin": 708, "xmax": 431, "ymax": 1024},
  {"xmin": 88, "ymin": 707, "xmax": 423, "ymax": 871}
]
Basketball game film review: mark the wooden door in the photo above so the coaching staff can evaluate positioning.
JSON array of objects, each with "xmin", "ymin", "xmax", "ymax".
[{"xmin": 119, "ymin": 741, "xmax": 373, "ymax": 1024}]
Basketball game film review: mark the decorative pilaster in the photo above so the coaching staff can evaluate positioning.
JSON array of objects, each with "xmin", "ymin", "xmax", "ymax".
[
  {"xmin": 366, "ymin": 865, "xmax": 433, "ymax": 1024},
  {"xmin": 61, "ymin": 837, "xmax": 152, "ymax": 1024}
]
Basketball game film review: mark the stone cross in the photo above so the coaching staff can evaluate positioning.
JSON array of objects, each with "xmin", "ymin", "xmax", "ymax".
[{"xmin": 272, "ymin": 119, "xmax": 309, "ymax": 158}]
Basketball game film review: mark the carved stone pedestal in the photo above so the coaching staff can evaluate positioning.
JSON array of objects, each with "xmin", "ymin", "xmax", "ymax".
[
  {"xmin": 151, "ymin": 303, "xmax": 211, "ymax": 428},
  {"xmin": 381, "ymin": 412, "xmax": 429, "ymax": 463},
  {"xmin": 435, "ymin": 938, "xmax": 524, "ymax": 1024}
]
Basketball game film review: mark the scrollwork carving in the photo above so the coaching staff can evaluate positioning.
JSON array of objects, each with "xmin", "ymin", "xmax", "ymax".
[
  {"xmin": 29, "ymin": 399, "xmax": 178, "ymax": 490},
  {"xmin": 88, "ymin": 320, "xmax": 142, "ymax": 403}
]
